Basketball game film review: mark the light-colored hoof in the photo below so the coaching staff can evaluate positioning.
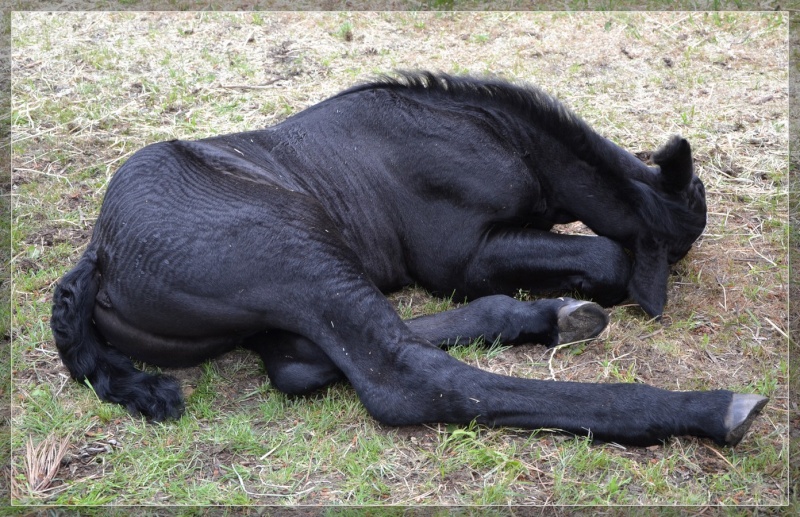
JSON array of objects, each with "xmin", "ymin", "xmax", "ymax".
[
  {"xmin": 557, "ymin": 299, "xmax": 609, "ymax": 345},
  {"xmin": 724, "ymin": 393, "xmax": 768, "ymax": 447}
]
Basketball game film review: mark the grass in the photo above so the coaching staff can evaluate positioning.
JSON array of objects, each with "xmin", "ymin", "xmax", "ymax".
[{"xmin": 8, "ymin": 10, "xmax": 790, "ymax": 508}]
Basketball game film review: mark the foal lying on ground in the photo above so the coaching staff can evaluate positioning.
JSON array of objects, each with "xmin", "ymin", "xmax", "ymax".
[{"xmin": 51, "ymin": 72, "xmax": 767, "ymax": 447}]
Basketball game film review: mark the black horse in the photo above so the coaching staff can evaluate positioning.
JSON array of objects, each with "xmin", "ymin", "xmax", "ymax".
[{"xmin": 51, "ymin": 72, "xmax": 766, "ymax": 447}]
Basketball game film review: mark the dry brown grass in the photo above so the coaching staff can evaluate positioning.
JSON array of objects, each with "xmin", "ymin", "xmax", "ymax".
[
  {"xmin": 12, "ymin": 434, "xmax": 71, "ymax": 500},
  {"xmin": 10, "ymin": 10, "xmax": 790, "ymax": 506}
]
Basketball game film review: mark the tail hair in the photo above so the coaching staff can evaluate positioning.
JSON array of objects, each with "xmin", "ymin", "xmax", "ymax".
[{"xmin": 50, "ymin": 250, "xmax": 184, "ymax": 420}]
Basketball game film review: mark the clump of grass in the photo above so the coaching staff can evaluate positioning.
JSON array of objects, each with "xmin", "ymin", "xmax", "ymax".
[{"xmin": 336, "ymin": 20, "xmax": 353, "ymax": 42}]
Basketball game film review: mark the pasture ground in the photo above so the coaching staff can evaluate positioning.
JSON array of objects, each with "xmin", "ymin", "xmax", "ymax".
[{"xmin": 9, "ymin": 10, "xmax": 791, "ymax": 507}]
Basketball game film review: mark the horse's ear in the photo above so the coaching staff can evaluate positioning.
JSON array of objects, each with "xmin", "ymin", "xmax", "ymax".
[
  {"xmin": 628, "ymin": 237, "xmax": 670, "ymax": 319},
  {"xmin": 654, "ymin": 136, "xmax": 693, "ymax": 193}
]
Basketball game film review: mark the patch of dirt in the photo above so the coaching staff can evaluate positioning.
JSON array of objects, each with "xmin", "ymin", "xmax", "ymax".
[{"xmin": 22, "ymin": 225, "xmax": 92, "ymax": 250}]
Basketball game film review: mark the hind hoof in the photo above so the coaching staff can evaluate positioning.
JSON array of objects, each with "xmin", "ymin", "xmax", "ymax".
[
  {"xmin": 723, "ymin": 393, "xmax": 768, "ymax": 446},
  {"xmin": 556, "ymin": 299, "xmax": 609, "ymax": 345}
]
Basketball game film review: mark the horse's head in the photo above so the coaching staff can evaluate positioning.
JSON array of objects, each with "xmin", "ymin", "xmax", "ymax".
[{"xmin": 628, "ymin": 136, "xmax": 706, "ymax": 318}]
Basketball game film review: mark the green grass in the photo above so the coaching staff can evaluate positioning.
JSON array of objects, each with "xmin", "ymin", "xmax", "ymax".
[{"xmin": 8, "ymin": 10, "xmax": 789, "ymax": 507}]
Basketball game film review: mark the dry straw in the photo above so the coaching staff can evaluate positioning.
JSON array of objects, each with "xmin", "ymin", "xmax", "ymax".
[{"xmin": 16, "ymin": 434, "xmax": 71, "ymax": 499}]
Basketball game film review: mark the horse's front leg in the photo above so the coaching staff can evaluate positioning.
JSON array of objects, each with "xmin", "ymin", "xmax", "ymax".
[
  {"xmin": 406, "ymin": 295, "xmax": 609, "ymax": 348},
  {"xmin": 459, "ymin": 227, "xmax": 632, "ymax": 309}
]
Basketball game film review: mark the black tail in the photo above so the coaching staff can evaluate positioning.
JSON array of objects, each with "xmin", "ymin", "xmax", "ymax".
[{"xmin": 50, "ymin": 250, "xmax": 184, "ymax": 420}]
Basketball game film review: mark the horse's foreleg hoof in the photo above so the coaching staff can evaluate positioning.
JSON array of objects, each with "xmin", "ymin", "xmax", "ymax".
[
  {"xmin": 556, "ymin": 299, "xmax": 609, "ymax": 345},
  {"xmin": 723, "ymin": 393, "xmax": 768, "ymax": 447}
]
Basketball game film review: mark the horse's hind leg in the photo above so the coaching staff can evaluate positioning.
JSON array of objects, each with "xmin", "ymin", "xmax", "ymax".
[
  {"xmin": 287, "ymin": 277, "xmax": 764, "ymax": 447},
  {"xmin": 241, "ymin": 249, "xmax": 763, "ymax": 446}
]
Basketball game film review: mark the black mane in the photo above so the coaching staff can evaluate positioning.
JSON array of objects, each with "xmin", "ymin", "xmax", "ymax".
[{"xmin": 336, "ymin": 71, "xmax": 622, "ymax": 174}]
